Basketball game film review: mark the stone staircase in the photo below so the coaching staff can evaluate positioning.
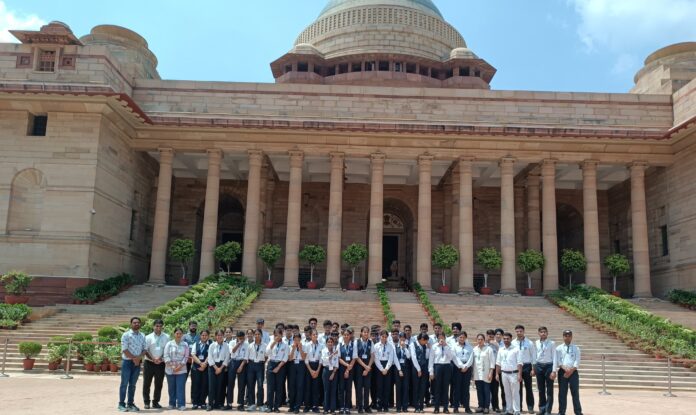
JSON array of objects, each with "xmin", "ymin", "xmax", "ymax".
[
  {"xmin": 629, "ymin": 298, "xmax": 696, "ymax": 331},
  {"xmin": 424, "ymin": 293, "xmax": 696, "ymax": 391},
  {"xmin": 0, "ymin": 284, "xmax": 187, "ymax": 373},
  {"xmin": 387, "ymin": 291, "xmax": 430, "ymax": 330}
]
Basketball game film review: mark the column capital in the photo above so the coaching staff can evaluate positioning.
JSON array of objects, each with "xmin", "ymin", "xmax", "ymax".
[
  {"xmin": 458, "ymin": 156, "xmax": 475, "ymax": 164},
  {"xmin": 289, "ymin": 150, "xmax": 304, "ymax": 168},
  {"xmin": 581, "ymin": 159, "xmax": 599, "ymax": 169},
  {"xmin": 418, "ymin": 154, "xmax": 435, "ymax": 165},
  {"xmin": 158, "ymin": 147, "xmax": 174, "ymax": 163},
  {"xmin": 541, "ymin": 159, "xmax": 556, "ymax": 176},
  {"xmin": 499, "ymin": 157, "xmax": 516, "ymax": 166},
  {"xmin": 541, "ymin": 158, "xmax": 557, "ymax": 166},
  {"xmin": 248, "ymin": 148, "xmax": 264, "ymax": 159},
  {"xmin": 629, "ymin": 161, "xmax": 649, "ymax": 171},
  {"xmin": 329, "ymin": 152, "xmax": 345, "ymax": 164},
  {"xmin": 371, "ymin": 152, "xmax": 386, "ymax": 168},
  {"xmin": 206, "ymin": 148, "xmax": 223, "ymax": 163}
]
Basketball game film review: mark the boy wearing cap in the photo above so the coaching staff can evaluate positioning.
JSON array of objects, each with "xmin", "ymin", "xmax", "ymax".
[{"xmin": 551, "ymin": 330, "xmax": 582, "ymax": 415}]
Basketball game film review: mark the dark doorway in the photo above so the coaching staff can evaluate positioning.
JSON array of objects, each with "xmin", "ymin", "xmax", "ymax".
[
  {"xmin": 382, "ymin": 235, "xmax": 399, "ymax": 278},
  {"xmin": 221, "ymin": 232, "xmax": 243, "ymax": 273}
]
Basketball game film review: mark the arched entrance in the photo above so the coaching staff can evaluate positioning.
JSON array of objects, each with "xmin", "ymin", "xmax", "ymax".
[
  {"xmin": 381, "ymin": 198, "xmax": 414, "ymax": 290},
  {"xmin": 557, "ymin": 203, "xmax": 584, "ymax": 287}
]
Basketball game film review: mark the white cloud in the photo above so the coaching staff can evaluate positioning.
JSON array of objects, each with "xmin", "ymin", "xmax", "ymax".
[{"xmin": 0, "ymin": 1, "xmax": 45, "ymax": 43}]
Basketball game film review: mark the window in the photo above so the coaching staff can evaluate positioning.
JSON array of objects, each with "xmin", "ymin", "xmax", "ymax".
[
  {"xmin": 394, "ymin": 62, "xmax": 403, "ymax": 72},
  {"xmin": 406, "ymin": 63, "xmax": 416, "ymax": 73},
  {"xmin": 445, "ymin": 69, "xmax": 453, "ymax": 79},
  {"xmin": 474, "ymin": 69, "xmax": 481, "ymax": 77},
  {"xmin": 338, "ymin": 63, "xmax": 349, "ymax": 74},
  {"xmin": 430, "ymin": 69, "xmax": 440, "ymax": 79},
  {"xmin": 378, "ymin": 61, "xmax": 390, "ymax": 71},
  {"xmin": 313, "ymin": 65, "xmax": 323, "ymax": 75},
  {"xmin": 327, "ymin": 66, "xmax": 336, "ymax": 76},
  {"xmin": 459, "ymin": 67, "xmax": 470, "ymax": 76},
  {"xmin": 297, "ymin": 62, "xmax": 308, "ymax": 72},
  {"xmin": 660, "ymin": 225, "xmax": 669, "ymax": 256},
  {"xmin": 419, "ymin": 66, "xmax": 429, "ymax": 76},
  {"xmin": 365, "ymin": 61, "xmax": 375, "ymax": 71},
  {"xmin": 613, "ymin": 239, "xmax": 621, "ymax": 254},
  {"xmin": 129, "ymin": 209, "xmax": 138, "ymax": 241},
  {"xmin": 351, "ymin": 62, "xmax": 362, "ymax": 72},
  {"xmin": 28, "ymin": 114, "xmax": 48, "ymax": 136},
  {"xmin": 37, "ymin": 50, "xmax": 56, "ymax": 72},
  {"xmin": 284, "ymin": 64, "xmax": 292, "ymax": 73}
]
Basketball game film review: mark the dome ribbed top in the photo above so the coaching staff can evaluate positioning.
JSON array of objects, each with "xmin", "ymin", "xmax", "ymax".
[{"xmin": 319, "ymin": 0, "xmax": 443, "ymax": 18}]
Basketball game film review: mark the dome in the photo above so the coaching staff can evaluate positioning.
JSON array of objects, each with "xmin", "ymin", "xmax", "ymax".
[{"xmin": 319, "ymin": 0, "xmax": 443, "ymax": 18}]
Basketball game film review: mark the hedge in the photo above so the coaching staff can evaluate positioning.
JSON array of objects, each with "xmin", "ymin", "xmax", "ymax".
[
  {"xmin": 376, "ymin": 283, "xmax": 395, "ymax": 330},
  {"xmin": 412, "ymin": 282, "xmax": 452, "ymax": 336},
  {"xmin": 0, "ymin": 303, "xmax": 32, "ymax": 329},
  {"xmin": 668, "ymin": 289, "xmax": 696, "ymax": 309},
  {"xmin": 72, "ymin": 273, "xmax": 134, "ymax": 303}
]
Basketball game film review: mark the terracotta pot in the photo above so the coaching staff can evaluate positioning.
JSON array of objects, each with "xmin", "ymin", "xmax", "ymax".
[
  {"xmin": 524, "ymin": 288, "xmax": 536, "ymax": 296},
  {"xmin": 347, "ymin": 282, "xmax": 361, "ymax": 291},
  {"xmin": 306, "ymin": 281, "xmax": 318, "ymax": 289},
  {"xmin": 480, "ymin": 287, "xmax": 493, "ymax": 295},
  {"xmin": 85, "ymin": 363, "xmax": 95, "ymax": 371},
  {"xmin": 612, "ymin": 291, "xmax": 621, "ymax": 297},
  {"xmin": 48, "ymin": 361, "xmax": 61, "ymax": 371},
  {"xmin": 22, "ymin": 358, "xmax": 36, "ymax": 370},
  {"xmin": 264, "ymin": 280, "xmax": 275, "ymax": 288},
  {"xmin": 438, "ymin": 285, "xmax": 451, "ymax": 294},
  {"xmin": 4, "ymin": 295, "xmax": 30, "ymax": 305},
  {"xmin": 101, "ymin": 363, "xmax": 110, "ymax": 372},
  {"xmin": 178, "ymin": 278, "xmax": 189, "ymax": 287},
  {"xmin": 93, "ymin": 364, "xmax": 101, "ymax": 373},
  {"xmin": 110, "ymin": 363, "xmax": 119, "ymax": 372}
]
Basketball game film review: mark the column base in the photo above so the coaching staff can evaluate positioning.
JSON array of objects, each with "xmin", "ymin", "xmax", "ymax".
[
  {"xmin": 499, "ymin": 289, "xmax": 520, "ymax": 296},
  {"xmin": 457, "ymin": 288, "xmax": 476, "ymax": 295},
  {"xmin": 633, "ymin": 292, "xmax": 653, "ymax": 299},
  {"xmin": 323, "ymin": 282, "xmax": 341, "ymax": 289}
]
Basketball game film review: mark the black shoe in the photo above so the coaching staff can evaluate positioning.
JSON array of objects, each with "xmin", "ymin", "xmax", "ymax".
[
  {"xmin": 127, "ymin": 404, "xmax": 140, "ymax": 412},
  {"xmin": 443, "ymin": 410, "xmax": 450, "ymax": 414},
  {"xmin": 434, "ymin": 410, "xmax": 440, "ymax": 414},
  {"xmin": 465, "ymin": 410, "xmax": 473, "ymax": 414},
  {"xmin": 152, "ymin": 403, "xmax": 163, "ymax": 409},
  {"xmin": 144, "ymin": 403, "xmax": 151, "ymax": 410},
  {"xmin": 207, "ymin": 406, "xmax": 214, "ymax": 412},
  {"xmin": 365, "ymin": 410, "xmax": 372, "ymax": 414},
  {"xmin": 453, "ymin": 410, "xmax": 459, "ymax": 414},
  {"xmin": 118, "ymin": 404, "xmax": 128, "ymax": 412}
]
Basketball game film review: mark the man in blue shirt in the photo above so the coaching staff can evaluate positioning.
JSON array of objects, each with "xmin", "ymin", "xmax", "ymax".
[{"xmin": 119, "ymin": 317, "xmax": 147, "ymax": 412}]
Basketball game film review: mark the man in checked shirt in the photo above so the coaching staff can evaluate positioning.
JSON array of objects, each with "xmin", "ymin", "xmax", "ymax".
[{"xmin": 551, "ymin": 330, "xmax": 582, "ymax": 415}]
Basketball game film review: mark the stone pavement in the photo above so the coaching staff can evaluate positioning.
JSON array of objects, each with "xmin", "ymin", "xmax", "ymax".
[{"xmin": 0, "ymin": 373, "xmax": 693, "ymax": 414}]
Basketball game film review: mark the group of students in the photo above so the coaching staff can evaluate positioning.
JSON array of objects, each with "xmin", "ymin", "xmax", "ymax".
[{"xmin": 118, "ymin": 317, "xmax": 583, "ymax": 415}]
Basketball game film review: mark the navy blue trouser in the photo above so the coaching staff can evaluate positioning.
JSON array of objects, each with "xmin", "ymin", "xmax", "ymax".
[
  {"xmin": 322, "ymin": 368, "xmax": 338, "ymax": 412},
  {"xmin": 267, "ymin": 361, "xmax": 287, "ymax": 410},
  {"xmin": 558, "ymin": 369, "xmax": 582, "ymax": 415},
  {"xmin": 247, "ymin": 361, "xmax": 265, "ymax": 406},
  {"xmin": 452, "ymin": 365, "xmax": 472, "ymax": 410},
  {"xmin": 289, "ymin": 362, "xmax": 306, "ymax": 411},
  {"xmin": 305, "ymin": 361, "xmax": 321, "ymax": 409},
  {"xmin": 353, "ymin": 364, "xmax": 371, "ymax": 411},
  {"xmin": 411, "ymin": 366, "xmax": 428, "ymax": 411},
  {"xmin": 433, "ymin": 363, "xmax": 453, "ymax": 411},
  {"xmin": 535, "ymin": 363, "xmax": 554, "ymax": 414}
]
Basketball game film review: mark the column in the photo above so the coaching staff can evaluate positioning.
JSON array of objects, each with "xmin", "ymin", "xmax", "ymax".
[
  {"xmin": 527, "ymin": 173, "xmax": 541, "ymax": 290},
  {"xmin": 325, "ymin": 152, "xmax": 344, "ymax": 288},
  {"xmin": 500, "ymin": 157, "xmax": 517, "ymax": 293},
  {"xmin": 631, "ymin": 162, "xmax": 652, "ymax": 297},
  {"xmin": 458, "ymin": 157, "xmax": 475, "ymax": 293},
  {"xmin": 283, "ymin": 150, "xmax": 304, "ymax": 288},
  {"xmin": 582, "ymin": 160, "xmax": 602, "ymax": 288},
  {"xmin": 417, "ymin": 155, "xmax": 433, "ymax": 290},
  {"xmin": 242, "ymin": 150, "xmax": 264, "ymax": 280},
  {"xmin": 367, "ymin": 153, "xmax": 385, "ymax": 288},
  {"xmin": 149, "ymin": 148, "xmax": 174, "ymax": 284},
  {"xmin": 199, "ymin": 149, "xmax": 222, "ymax": 278},
  {"xmin": 542, "ymin": 159, "xmax": 559, "ymax": 293}
]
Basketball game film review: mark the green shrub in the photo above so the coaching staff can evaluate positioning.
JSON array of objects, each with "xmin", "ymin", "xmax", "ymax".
[
  {"xmin": 342, "ymin": 243, "xmax": 368, "ymax": 285},
  {"xmin": 560, "ymin": 249, "xmax": 586, "ymax": 288},
  {"xmin": 71, "ymin": 273, "xmax": 135, "ymax": 302},
  {"xmin": 299, "ymin": 245, "xmax": 326, "ymax": 283},
  {"xmin": 413, "ymin": 282, "xmax": 452, "ymax": 336},
  {"xmin": 72, "ymin": 332, "xmax": 93, "ymax": 342},
  {"xmin": 0, "ymin": 303, "xmax": 32, "ymax": 321},
  {"xmin": 169, "ymin": 239, "xmax": 195, "ymax": 279},
  {"xmin": 156, "ymin": 305, "xmax": 171, "ymax": 315},
  {"xmin": 668, "ymin": 289, "xmax": 696, "ymax": 307},
  {"xmin": 258, "ymin": 243, "xmax": 282, "ymax": 281},
  {"xmin": 0, "ymin": 319, "xmax": 18, "ymax": 329},
  {"xmin": 376, "ymin": 283, "xmax": 394, "ymax": 329},
  {"xmin": 1, "ymin": 270, "xmax": 33, "ymax": 295},
  {"xmin": 18, "ymin": 342, "xmax": 42, "ymax": 359},
  {"xmin": 432, "ymin": 244, "xmax": 459, "ymax": 287},
  {"xmin": 517, "ymin": 249, "xmax": 545, "ymax": 290},
  {"xmin": 476, "ymin": 247, "xmax": 502, "ymax": 288},
  {"xmin": 47, "ymin": 335, "xmax": 69, "ymax": 347},
  {"xmin": 97, "ymin": 326, "xmax": 120, "ymax": 340},
  {"xmin": 215, "ymin": 241, "xmax": 242, "ymax": 274},
  {"xmin": 147, "ymin": 311, "xmax": 163, "ymax": 320}
]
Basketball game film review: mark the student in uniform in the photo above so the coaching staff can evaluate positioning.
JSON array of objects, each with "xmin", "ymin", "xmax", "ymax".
[
  {"xmin": 471, "ymin": 334, "xmax": 495, "ymax": 415},
  {"xmin": 190, "ymin": 330, "xmax": 211, "ymax": 410},
  {"xmin": 493, "ymin": 329, "xmax": 506, "ymax": 412},
  {"xmin": 374, "ymin": 329, "xmax": 402, "ymax": 412},
  {"xmin": 394, "ymin": 333, "xmax": 411, "ymax": 413},
  {"xmin": 247, "ymin": 328, "xmax": 268, "ymax": 412},
  {"xmin": 485, "ymin": 330, "xmax": 500, "ymax": 414},
  {"xmin": 495, "ymin": 333, "xmax": 522, "ymax": 415},
  {"xmin": 321, "ymin": 336, "xmax": 340, "ymax": 415},
  {"xmin": 551, "ymin": 330, "xmax": 582, "ymax": 415},
  {"xmin": 512, "ymin": 325, "xmax": 536, "ymax": 414},
  {"xmin": 319, "ymin": 321, "xmax": 333, "ymax": 346},
  {"xmin": 369, "ymin": 326, "xmax": 381, "ymax": 410},
  {"xmin": 354, "ymin": 326, "xmax": 374, "ymax": 414},
  {"xmin": 219, "ymin": 326, "xmax": 234, "ymax": 407},
  {"xmin": 143, "ymin": 319, "xmax": 168, "ymax": 410},
  {"xmin": 447, "ymin": 323, "xmax": 461, "ymax": 348},
  {"xmin": 429, "ymin": 333, "xmax": 464, "ymax": 414},
  {"xmin": 207, "ymin": 329, "xmax": 231, "ymax": 411},
  {"xmin": 229, "ymin": 331, "xmax": 249, "ymax": 411},
  {"xmin": 452, "ymin": 332, "xmax": 474, "ymax": 414},
  {"xmin": 338, "ymin": 327, "xmax": 358, "ymax": 414},
  {"xmin": 535, "ymin": 327, "xmax": 555, "ymax": 415},
  {"xmin": 266, "ymin": 328, "xmax": 290, "ymax": 413},
  {"xmin": 289, "ymin": 333, "xmax": 308, "ymax": 414},
  {"xmin": 257, "ymin": 319, "xmax": 271, "ymax": 344},
  {"xmin": 410, "ymin": 333, "xmax": 430, "ymax": 414},
  {"xmin": 304, "ymin": 329, "xmax": 323, "ymax": 413}
]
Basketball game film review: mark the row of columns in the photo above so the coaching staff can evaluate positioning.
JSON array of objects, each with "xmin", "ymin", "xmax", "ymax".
[{"xmin": 147, "ymin": 149, "xmax": 652, "ymax": 297}]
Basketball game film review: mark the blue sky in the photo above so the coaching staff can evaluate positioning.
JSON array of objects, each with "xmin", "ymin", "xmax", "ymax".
[{"xmin": 1, "ymin": 0, "xmax": 695, "ymax": 93}]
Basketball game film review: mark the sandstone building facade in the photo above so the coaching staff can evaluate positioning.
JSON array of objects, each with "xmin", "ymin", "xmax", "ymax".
[{"xmin": 1, "ymin": 0, "xmax": 695, "ymax": 304}]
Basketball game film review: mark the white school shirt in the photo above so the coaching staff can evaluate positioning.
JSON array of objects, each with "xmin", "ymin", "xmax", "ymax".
[
  {"xmin": 339, "ymin": 339, "xmax": 358, "ymax": 362},
  {"xmin": 229, "ymin": 338, "xmax": 249, "ymax": 360},
  {"xmin": 428, "ymin": 343, "xmax": 463, "ymax": 373},
  {"xmin": 393, "ymin": 342, "xmax": 410, "ymax": 366},
  {"xmin": 496, "ymin": 345, "xmax": 522, "ymax": 372},
  {"xmin": 446, "ymin": 335, "xmax": 459, "ymax": 348},
  {"xmin": 553, "ymin": 343, "xmax": 581, "ymax": 373},
  {"xmin": 246, "ymin": 341, "xmax": 268, "ymax": 363},
  {"xmin": 373, "ymin": 341, "xmax": 401, "ymax": 371},
  {"xmin": 535, "ymin": 339, "xmax": 555, "ymax": 365},
  {"xmin": 472, "ymin": 345, "xmax": 496, "ymax": 383},
  {"xmin": 144, "ymin": 332, "xmax": 169, "ymax": 361},
  {"xmin": 409, "ymin": 342, "xmax": 431, "ymax": 372},
  {"xmin": 207, "ymin": 341, "xmax": 230, "ymax": 367},
  {"xmin": 452, "ymin": 342, "xmax": 474, "ymax": 369},
  {"xmin": 304, "ymin": 341, "xmax": 323, "ymax": 363},
  {"xmin": 260, "ymin": 330, "xmax": 271, "ymax": 345},
  {"xmin": 511, "ymin": 337, "xmax": 537, "ymax": 365},
  {"xmin": 289, "ymin": 343, "xmax": 305, "ymax": 363},
  {"xmin": 320, "ymin": 347, "xmax": 340, "ymax": 370},
  {"xmin": 267, "ymin": 341, "xmax": 290, "ymax": 363}
]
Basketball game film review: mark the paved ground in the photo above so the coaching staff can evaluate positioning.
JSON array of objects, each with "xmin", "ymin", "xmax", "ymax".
[{"xmin": 0, "ymin": 373, "xmax": 693, "ymax": 414}]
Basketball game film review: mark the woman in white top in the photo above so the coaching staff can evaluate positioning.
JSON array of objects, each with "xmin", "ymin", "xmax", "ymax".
[
  {"xmin": 320, "ymin": 336, "xmax": 340, "ymax": 414},
  {"xmin": 164, "ymin": 327, "xmax": 190, "ymax": 410},
  {"xmin": 304, "ymin": 329, "xmax": 323, "ymax": 412},
  {"xmin": 373, "ymin": 329, "xmax": 402, "ymax": 412},
  {"xmin": 472, "ymin": 334, "xmax": 496, "ymax": 414},
  {"xmin": 428, "ymin": 333, "xmax": 464, "ymax": 414}
]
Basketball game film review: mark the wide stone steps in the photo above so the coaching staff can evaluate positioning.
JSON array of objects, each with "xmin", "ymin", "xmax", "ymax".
[
  {"xmin": 629, "ymin": 298, "xmax": 696, "ymax": 331},
  {"xmin": 386, "ymin": 291, "xmax": 430, "ymax": 330},
  {"xmin": 425, "ymin": 293, "xmax": 696, "ymax": 391}
]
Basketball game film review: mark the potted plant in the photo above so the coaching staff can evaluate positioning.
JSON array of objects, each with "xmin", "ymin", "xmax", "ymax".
[
  {"xmin": 107, "ymin": 345, "xmax": 121, "ymax": 372},
  {"xmin": 560, "ymin": 249, "xmax": 587, "ymax": 288},
  {"xmin": 1, "ymin": 270, "xmax": 33, "ymax": 304},
  {"xmin": 517, "ymin": 249, "xmax": 545, "ymax": 296},
  {"xmin": 169, "ymin": 239, "xmax": 195, "ymax": 286},
  {"xmin": 258, "ymin": 243, "xmax": 282, "ymax": 288},
  {"xmin": 299, "ymin": 245, "xmax": 326, "ymax": 289},
  {"xmin": 83, "ymin": 352, "xmax": 98, "ymax": 372},
  {"xmin": 47, "ymin": 336, "xmax": 69, "ymax": 370},
  {"xmin": 214, "ymin": 241, "xmax": 242, "ymax": 275},
  {"xmin": 604, "ymin": 253, "xmax": 630, "ymax": 297},
  {"xmin": 18, "ymin": 341, "xmax": 42, "ymax": 370},
  {"xmin": 432, "ymin": 244, "xmax": 459, "ymax": 293},
  {"xmin": 342, "ymin": 243, "xmax": 368, "ymax": 290},
  {"xmin": 476, "ymin": 247, "xmax": 502, "ymax": 295}
]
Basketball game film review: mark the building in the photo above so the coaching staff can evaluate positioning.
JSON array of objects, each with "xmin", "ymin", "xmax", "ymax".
[{"xmin": 1, "ymin": 0, "xmax": 695, "ymax": 305}]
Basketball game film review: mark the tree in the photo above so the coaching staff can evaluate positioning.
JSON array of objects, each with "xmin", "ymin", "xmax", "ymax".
[
  {"xmin": 517, "ymin": 249, "xmax": 545, "ymax": 290},
  {"xmin": 257, "ymin": 243, "xmax": 282, "ymax": 281},
  {"xmin": 342, "ymin": 243, "xmax": 368, "ymax": 285},
  {"xmin": 560, "ymin": 249, "xmax": 587, "ymax": 288},
  {"xmin": 214, "ymin": 241, "xmax": 242, "ymax": 274},
  {"xmin": 168, "ymin": 239, "xmax": 195, "ymax": 279},
  {"xmin": 604, "ymin": 253, "xmax": 630, "ymax": 292},
  {"xmin": 475, "ymin": 247, "xmax": 502, "ymax": 288},
  {"xmin": 432, "ymin": 244, "xmax": 459, "ymax": 287},
  {"xmin": 299, "ymin": 245, "xmax": 327, "ymax": 283}
]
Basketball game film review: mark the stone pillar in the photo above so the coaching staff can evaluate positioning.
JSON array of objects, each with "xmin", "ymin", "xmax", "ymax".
[
  {"xmin": 582, "ymin": 160, "xmax": 602, "ymax": 289},
  {"xmin": 500, "ymin": 157, "xmax": 517, "ymax": 294},
  {"xmin": 242, "ymin": 150, "xmax": 264, "ymax": 280},
  {"xmin": 325, "ymin": 152, "xmax": 344, "ymax": 289},
  {"xmin": 367, "ymin": 153, "xmax": 385, "ymax": 288},
  {"xmin": 631, "ymin": 162, "xmax": 652, "ymax": 297},
  {"xmin": 149, "ymin": 148, "xmax": 174, "ymax": 284},
  {"xmin": 417, "ymin": 155, "xmax": 433, "ymax": 290},
  {"xmin": 283, "ymin": 150, "xmax": 304, "ymax": 288},
  {"xmin": 449, "ymin": 170, "xmax": 459, "ymax": 289},
  {"xmin": 199, "ymin": 149, "xmax": 222, "ymax": 278},
  {"xmin": 542, "ymin": 159, "xmax": 559, "ymax": 293},
  {"xmin": 458, "ymin": 157, "xmax": 475, "ymax": 293},
  {"xmin": 526, "ymin": 172, "xmax": 541, "ymax": 291}
]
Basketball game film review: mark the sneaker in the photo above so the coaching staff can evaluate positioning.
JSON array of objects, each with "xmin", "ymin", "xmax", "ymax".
[
  {"xmin": 169, "ymin": 406, "xmax": 177, "ymax": 410},
  {"xmin": 248, "ymin": 405, "xmax": 258, "ymax": 412},
  {"xmin": 118, "ymin": 404, "xmax": 129, "ymax": 412},
  {"xmin": 144, "ymin": 404, "xmax": 151, "ymax": 410},
  {"xmin": 179, "ymin": 407, "xmax": 187, "ymax": 411},
  {"xmin": 127, "ymin": 404, "xmax": 141, "ymax": 412},
  {"xmin": 153, "ymin": 403, "xmax": 163, "ymax": 409}
]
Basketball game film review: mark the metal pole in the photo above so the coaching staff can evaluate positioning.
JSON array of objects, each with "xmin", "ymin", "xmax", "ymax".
[
  {"xmin": 598, "ymin": 354, "xmax": 610, "ymax": 395},
  {"xmin": 0, "ymin": 338, "xmax": 9, "ymax": 378},
  {"xmin": 663, "ymin": 356, "xmax": 676, "ymax": 397},
  {"xmin": 61, "ymin": 340, "xmax": 73, "ymax": 380}
]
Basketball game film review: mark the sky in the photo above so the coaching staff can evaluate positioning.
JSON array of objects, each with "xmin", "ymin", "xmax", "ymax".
[{"xmin": 1, "ymin": 0, "xmax": 695, "ymax": 93}]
